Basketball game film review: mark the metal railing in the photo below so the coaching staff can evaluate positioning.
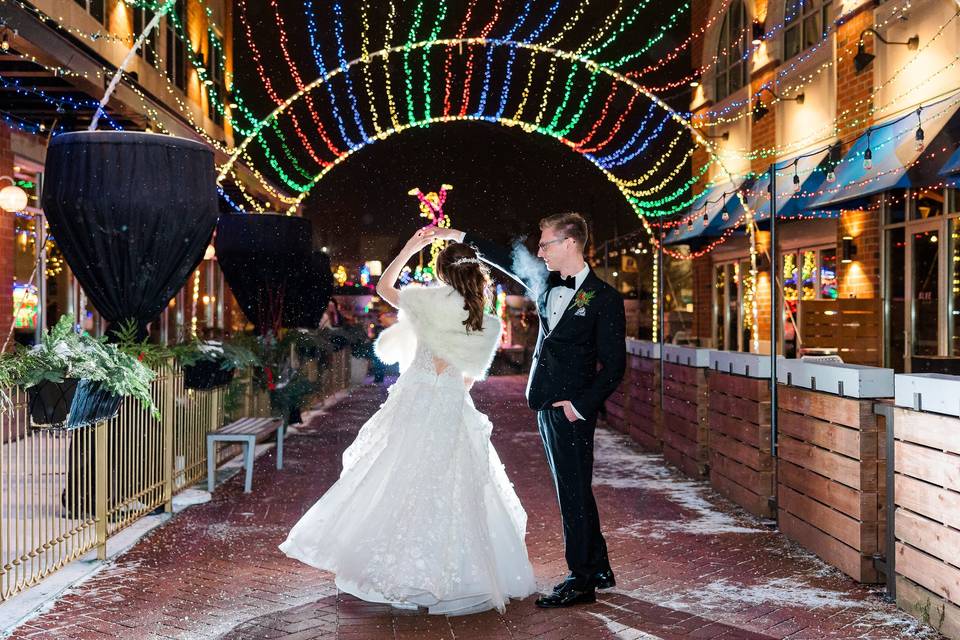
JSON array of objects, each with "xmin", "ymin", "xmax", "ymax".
[{"xmin": 0, "ymin": 349, "xmax": 351, "ymax": 601}]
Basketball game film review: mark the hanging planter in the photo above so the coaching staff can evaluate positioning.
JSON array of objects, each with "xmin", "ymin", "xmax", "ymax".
[
  {"xmin": 171, "ymin": 339, "xmax": 258, "ymax": 391},
  {"xmin": 27, "ymin": 378, "xmax": 123, "ymax": 430},
  {"xmin": 0, "ymin": 316, "xmax": 158, "ymax": 431},
  {"xmin": 182, "ymin": 359, "xmax": 235, "ymax": 390}
]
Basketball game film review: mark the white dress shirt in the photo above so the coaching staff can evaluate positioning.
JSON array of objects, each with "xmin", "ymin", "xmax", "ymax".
[
  {"xmin": 545, "ymin": 263, "xmax": 589, "ymax": 332},
  {"xmin": 546, "ymin": 264, "xmax": 589, "ymax": 420}
]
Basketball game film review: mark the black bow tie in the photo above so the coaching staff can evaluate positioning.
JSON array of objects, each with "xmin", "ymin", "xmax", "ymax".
[{"xmin": 548, "ymin": 272, "xmax": 576, "ymax": 289}]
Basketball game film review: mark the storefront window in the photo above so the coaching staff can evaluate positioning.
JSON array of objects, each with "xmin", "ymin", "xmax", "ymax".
[
  {"xmin": 820, "ymin": 248, "xmax": 838, "ymax": 299},
  {"xmin": 888, "ymin": 228, "xmax": 906, "ymax": 370}
]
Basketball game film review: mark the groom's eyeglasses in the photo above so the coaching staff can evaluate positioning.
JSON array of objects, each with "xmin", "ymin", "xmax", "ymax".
[{"xmin": 537, "ymin": 238, "xmax": 567, "ymax": 250}]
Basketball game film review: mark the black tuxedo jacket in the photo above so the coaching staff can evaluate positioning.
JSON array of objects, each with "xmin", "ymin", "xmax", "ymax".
[{"xmin": 464, "ymin": 233, "xmax": 626, "ymax": 418}]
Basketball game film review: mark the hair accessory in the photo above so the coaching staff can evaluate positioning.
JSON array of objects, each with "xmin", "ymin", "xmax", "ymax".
[{"xmin": 451, "ymin": 257, "xmax": 481, "ymax": 267}]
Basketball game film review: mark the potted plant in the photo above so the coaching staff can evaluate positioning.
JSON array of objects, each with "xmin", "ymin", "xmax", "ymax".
[
  {"xmin": 171, "ymin": 339, "xmax": 260, "ymax": 390},
  {"xmin": 0, "ymin": 316, "xmax": 159, "ymax": 430}
]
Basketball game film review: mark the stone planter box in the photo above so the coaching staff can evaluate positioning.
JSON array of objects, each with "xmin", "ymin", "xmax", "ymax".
[{"xmin": 707, "ymin": 351, "xmax": 773, "ymax": 519}]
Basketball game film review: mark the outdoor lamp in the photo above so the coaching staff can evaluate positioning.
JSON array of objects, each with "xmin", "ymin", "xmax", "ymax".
[
  {"xmin": 751, "ymin": 20, "xmax": 765, "ymax": 46},
  {"xmin": 841, "ymin": 236, "xmax": 857, "ymax": 263},
  {"xmin": 752, "ymin": 87, "xmax": 804, "ymax": 122},
  {"xmin": 854, "ymin": 29, "xmax": 919, "ymax": 74},
  {"xmin": 0, "ymin": 176, "xmax": 28, "ymax": 212}
]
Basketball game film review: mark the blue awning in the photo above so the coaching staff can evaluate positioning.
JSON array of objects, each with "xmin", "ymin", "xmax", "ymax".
[
  {"xmin": 720, "ymin": 149, "xmax": 839, "ymax": 230},
  {"xmin": 808, "ymin": 95, "xmax": 960, "ymax": 210},
  {"xmin": 939, "ymin": 143, "xmax": 960, "ymax": 177},
  {"xmin": 666, "ymin": 179, "xmax": 744, "ymax": 246}
]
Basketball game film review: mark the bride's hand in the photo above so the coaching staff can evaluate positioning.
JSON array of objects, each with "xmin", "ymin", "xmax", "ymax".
[{"xmin": 404, "ymin": 229, "xmax": 433, "ymax": 252}]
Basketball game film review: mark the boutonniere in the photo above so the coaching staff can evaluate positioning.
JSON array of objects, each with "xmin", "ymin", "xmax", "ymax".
[{"xmin": 569, "ymin": 290, "xmax": 596, "ymax": 311}]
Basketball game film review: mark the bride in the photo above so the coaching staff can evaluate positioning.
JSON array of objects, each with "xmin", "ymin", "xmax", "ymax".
[{"xmin": 279, "ymin": 228, "xmax": 537, "ymax": 615}]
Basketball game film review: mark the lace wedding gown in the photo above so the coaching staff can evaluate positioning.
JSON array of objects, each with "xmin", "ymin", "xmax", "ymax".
[{"xmin": 279, "ymin": 286, "xmax": 537, "ymax": 616}]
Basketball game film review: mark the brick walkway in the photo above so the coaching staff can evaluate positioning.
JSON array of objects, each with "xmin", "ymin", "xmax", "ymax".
[{"xmin": 7, "ymin": 376, "xmax": 939, "ymax": 640}]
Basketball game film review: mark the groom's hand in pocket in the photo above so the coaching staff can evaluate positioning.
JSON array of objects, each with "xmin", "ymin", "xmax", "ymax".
[{"xmin": 552, "ymin": 400, "xmax": 582, "ymax": 423}]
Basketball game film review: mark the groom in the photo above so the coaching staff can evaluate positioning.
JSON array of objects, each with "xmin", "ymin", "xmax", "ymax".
[{"xmin": 429, "ymin": 213, "xmax": 626, "ymax": 608}]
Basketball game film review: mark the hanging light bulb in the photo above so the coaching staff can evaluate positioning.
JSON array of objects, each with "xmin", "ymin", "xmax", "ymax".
[
  {"xmin": 702, "ymin": 212, "xmax": 709, "ymax": 227},
  {"xmin": 722, "ymin": 211, "xmax": 730, "ymax": 222},
  {"xmin": 915, "ymin": 107, "xmax": 925, "ymax": 153},
  {"xmin": 1, "ymin": 33, "xmax": 9, "ymax": 52},
  {"xmin": 826, "ymin": 168, "xmax": 836, "ymax": 183},
  {"xmin": 863, "ymin": 147, "xmax": 873, "ymax": 170},
  {"xmin": 792, "ymin": 163, "xmax": 801, "ymax": 193},
  {"xmin": 687, "ymin": 219, "xmax": 694, "ymax": 232}
]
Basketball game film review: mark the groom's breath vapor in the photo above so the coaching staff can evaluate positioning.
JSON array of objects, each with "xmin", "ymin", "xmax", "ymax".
[{"xmin": 510, "ymin": 238, "xmax": 548, "ymax": 300}]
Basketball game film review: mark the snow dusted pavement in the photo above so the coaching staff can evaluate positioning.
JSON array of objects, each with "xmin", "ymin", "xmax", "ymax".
[{"xmin": 5, "ymin": 375, "xmax": 940, "ymax": 639}]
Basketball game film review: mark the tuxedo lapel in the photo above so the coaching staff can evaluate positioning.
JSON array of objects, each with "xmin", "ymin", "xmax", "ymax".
[{"xmin": 537, "ymin": 287, "xmax": 550, "ymax": 332}]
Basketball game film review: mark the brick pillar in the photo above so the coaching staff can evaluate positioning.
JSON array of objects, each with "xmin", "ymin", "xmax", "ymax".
[
  {"xmin": 0, "ymin": 125, "xmax": 14, "ymax": 350},
  {"xmin": 836, "ymin": 6, "xmax": 879, "ymax": 299}
]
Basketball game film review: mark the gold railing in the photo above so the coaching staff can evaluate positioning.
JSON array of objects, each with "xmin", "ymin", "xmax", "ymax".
[{"xmin": 0, "ymin": 350, "xmax": 352, "ymax": 602}]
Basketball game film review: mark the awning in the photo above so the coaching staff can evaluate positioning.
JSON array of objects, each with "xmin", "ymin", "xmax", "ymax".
[
  {"xmin": 938, "ymin": 142, "xmax": 960, "ymax": 178},
  {"xmin": 718, "ymin": 148, "xmax": 838, "ymax": 231},
  {"xmin": 666, "ymin": 179, "xmax": 744, "ymax": 246},
  {"xmin": 808, "ymin": 94, "xmax": 960, "ymax": 210}
]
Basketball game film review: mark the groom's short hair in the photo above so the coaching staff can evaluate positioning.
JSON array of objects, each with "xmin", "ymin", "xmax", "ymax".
[{"xmin": 539, "ymin": 212, "xmax": 588, "ymax": 250}]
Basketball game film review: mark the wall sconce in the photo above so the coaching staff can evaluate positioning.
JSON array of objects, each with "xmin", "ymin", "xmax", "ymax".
[
  {"xmin": 0, "ymin": 176, "xmax": 28, "ymax": 212},
  {"xmin": 841, "ymin": 236, "xmax": 857, "ymax": 263},
  {"xmin": 751, "ymin": 20, "xmax": 765, "ymax": 46},
  {"xmin": 752, "ymin": 87, "xmax": 804, "ymax": 122},
  {"xmin": 854, "ymin": 28, "xmax": 919, "ymax": 74}
]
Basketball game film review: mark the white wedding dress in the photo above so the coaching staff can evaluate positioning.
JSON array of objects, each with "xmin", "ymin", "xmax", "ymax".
[{"xmin": 279, "ymin": 285, "xmax": 537, "ymax": 615}]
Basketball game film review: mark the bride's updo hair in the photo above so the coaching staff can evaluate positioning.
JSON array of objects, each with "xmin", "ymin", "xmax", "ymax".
[{"xmin": 436, "ymin": 243, "xmax": 492, "ymax": 332}]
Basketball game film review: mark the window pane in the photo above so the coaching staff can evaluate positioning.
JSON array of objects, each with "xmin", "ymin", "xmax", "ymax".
[
  {"xmin": 888, "ymin": 228, "xmax": 906, "ymax": 370},
  {"xmin": 912, "ymin": 228, "xmax": 939, "ymax": 356},
  {"xmin": 715, "ymin": 266, "xmax": 727, "ymax": 350},
  {"xmin": 914, "ymin": 188, "xmax": 944, "ymax": 219},
  {"xmin": 785, "ymin": 0, "xmax": 802, "ymax": 23},
  {"xmin": 800, "ymin": 250, "xmax": 818, "ymax": 299},
  {"xmin": 820, "ymin": 249, "xmax": 838, "ymax": 298},
  {"xmin": 951, "ymin": 220, "xmax": 960, "ymax": 356},
  {"xmin": 803, "ymin": 13, "xmax": 821, "ymax": 48},
  {"xmin": 784, "ymin": 26, "xmax": 801, "ymax": 60},
  {"xmin": 885, "ymin": 189, "xmax": 907, "ymax": 224}
]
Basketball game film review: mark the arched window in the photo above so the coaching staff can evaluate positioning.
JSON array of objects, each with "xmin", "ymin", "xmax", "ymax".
[
  {"xmin": 783, "ymin": 0, "xmax": 833, "ymax": 60},
  {"xmin": 715, "ymin": 1, "xmax": 749, "ymax": 101}
]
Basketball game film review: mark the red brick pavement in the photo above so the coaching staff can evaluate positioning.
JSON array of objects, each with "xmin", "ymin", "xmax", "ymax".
[{"xmin": 6, "ymin": 376, "xmax": 940, "ymax": 640}]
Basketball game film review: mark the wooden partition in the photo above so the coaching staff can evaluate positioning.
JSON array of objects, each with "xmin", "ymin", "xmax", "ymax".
[
  {"xmin": 776, "ymin": 386, "xmax": 885, "ymax": 582},
  {"xmin": 890, "ymin": 373, "xmax": 960, "ymax": 639},
  {"xmin": 661, "ymin": 346, "xmax": 710, "ymax": 478},
  {"xmin": 799, "ymin": 298, "xmax": 882, "ymax": 366},
  {"xmin": 707, "ymin": 352, "xmax": 773, "ymax": 519},
  {"xmin": 606, "ymin": 340, "xmax": 662, "ymax": 450}
]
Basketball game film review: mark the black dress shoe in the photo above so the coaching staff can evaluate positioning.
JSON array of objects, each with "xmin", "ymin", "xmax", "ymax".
[
  {"xmin": 535, "ymin": 586, "xmax": 596, "ymax": 608},
  {"xmin": 552, "ymin": 569, "xmax": 616, "ymax": 593},
  {"xmin": 593, "ymin": 568, "xmax": 616, "ymax": 590}
]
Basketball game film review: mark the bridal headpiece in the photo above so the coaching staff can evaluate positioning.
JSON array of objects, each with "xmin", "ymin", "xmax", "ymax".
[{"xmin": 451, "ymin": 257, "xmax": 482, "ymax": 267}]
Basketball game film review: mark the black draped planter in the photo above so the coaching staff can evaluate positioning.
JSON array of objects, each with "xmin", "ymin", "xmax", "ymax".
[
  {"xmin": 214, "ymin": 214, "xmax": 313, "ymax": 333},
  {"xmin": 41, "ymin": 131, "xmax": 219, "ymax": 339}
]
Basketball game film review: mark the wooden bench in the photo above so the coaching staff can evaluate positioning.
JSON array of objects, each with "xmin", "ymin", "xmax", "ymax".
[{"xmin": 206, "ymin": 417, "xmax": 285, "ymax": 493}]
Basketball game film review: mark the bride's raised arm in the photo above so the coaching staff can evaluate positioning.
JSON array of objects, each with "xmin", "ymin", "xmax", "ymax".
[{"xmin": 375, "ymin": 228, "xmax": 434, "ymax": 308}]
